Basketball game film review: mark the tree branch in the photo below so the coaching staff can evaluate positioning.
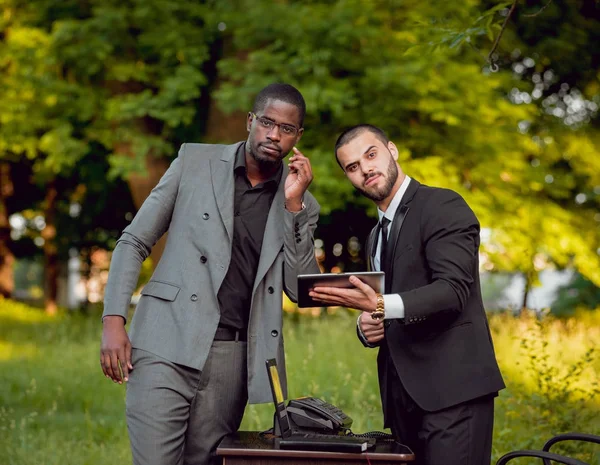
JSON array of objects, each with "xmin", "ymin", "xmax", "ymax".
[
  {"xmin": 522, "ymin": 0, "xmax": 552, "ymax": 17},
  {"xmin": 488, "ymin": 0, "xmax": 518, "ymax": 71}
]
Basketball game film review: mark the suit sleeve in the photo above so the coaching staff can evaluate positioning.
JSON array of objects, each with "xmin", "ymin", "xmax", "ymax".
[
  {"xmin": 281, "ymin": 191, "xmax": 321, "ymax": 302},
  {"xmin": 102, "ymin": 144, "xmax": 186, "ymax": 321},
  {"xmin": 400, "ymin": 190, "xmax": 479, "ymax": 324}
]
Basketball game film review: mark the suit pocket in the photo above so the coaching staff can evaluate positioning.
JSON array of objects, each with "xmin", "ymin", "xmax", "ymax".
[{"xmin": 140, "ymin": 281, "xmax": 181, "ymax": 301}]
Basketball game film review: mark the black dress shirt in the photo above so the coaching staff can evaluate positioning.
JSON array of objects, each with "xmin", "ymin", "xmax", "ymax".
[{"xmin": 217, "ymin": 144, "xmax": 283, "ymax": 330}]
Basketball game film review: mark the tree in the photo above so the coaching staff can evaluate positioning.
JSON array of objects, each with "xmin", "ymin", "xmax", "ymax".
[
  {"xmin": 213, "ymin": 0, "xmax": 600, "ymax": 290},
  {"xmin": 1, "ymin": 0, "xmax": 598, "ymax": 311},
  {"xmin": 0, "ymin": 1, "xmax": 220, "ymax": 310},
  {"xmin": 0, "ymin": 163, "xmax": 14, "ymax": 297},
  {"xmin": 477, "ymin": 0, "xmax": 600, "ymax": 303},
  {"xmin": 551, "ymin": 272, "xmax": 600, "ymax": 315},
  {"xmin": 0, "ymin": 10, "xmax": 88, "ymax": 311}
]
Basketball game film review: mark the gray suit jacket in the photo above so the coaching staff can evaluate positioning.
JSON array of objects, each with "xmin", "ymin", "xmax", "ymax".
[{"xmin": 103, "ymin": 142, "xmax": 320, "ymax": 404}]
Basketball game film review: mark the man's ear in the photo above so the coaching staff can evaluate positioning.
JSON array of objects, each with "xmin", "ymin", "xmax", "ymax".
[
  {"xmin": 388, "ymin": 141, "xmax": 399, "ymax": 160},
  {"xmin": 295, "ymin": 128, "xmax": 304, "ymax": 143},
  {"xmin": 247, "ymin": 112, "xmax": 253, "ymax": 132}
]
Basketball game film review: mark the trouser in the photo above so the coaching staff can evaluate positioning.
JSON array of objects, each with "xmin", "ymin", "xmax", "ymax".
[
  {"xmin": 125, "ymin": 339, "xmax": 248, "ymax": 465},
  {"xmin": 386, "ymin": 357, "xmax": 496, "ymax": 465}
]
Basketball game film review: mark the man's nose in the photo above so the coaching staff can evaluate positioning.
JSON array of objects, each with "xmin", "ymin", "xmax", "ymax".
[{"xmin": 267, "ymin": 125, "xmax": 281, "ymax": 141}]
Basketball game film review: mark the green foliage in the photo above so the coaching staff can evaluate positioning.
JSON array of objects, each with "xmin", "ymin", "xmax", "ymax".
[
  {"xmin": 521, "ymin": 317, "xmax": 598, "ymax": 432},
  {"xmin": 552, "ymin": 273, "xmax": 600, "ymax": 316},
  {"xmin": 213, "ymin": 1, "xmax": 534, "ymax": 216},
  {"xmin": 0, "ymin": 0, "xmax": 216, "ymax": 176},
  {"xmin": 1, "ymin": 0, "xmax": 599, "ymax": 293},
  {"xmin": 1, "ymin": 298, "xmax": 599, "ymax": 464},
  {"xmin": 490, "ymin": 309, "xmax": 600, "ymax": 462},
  {"xmin": 0, "ymin": 0, "xmax": 217, "ymax": 269},
  {"xmin": 212, "ymin": 0, "xmax": 600, "ymax": 287},
  {"xmin": 479, "ymin": 0, "xmax": 600, "ymax": 288}
]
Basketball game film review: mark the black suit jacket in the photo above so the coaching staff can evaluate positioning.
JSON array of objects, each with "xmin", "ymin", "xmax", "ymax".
[{"xmin": 365, "ymin": 179, "xmax": 505, "ymax": 420}]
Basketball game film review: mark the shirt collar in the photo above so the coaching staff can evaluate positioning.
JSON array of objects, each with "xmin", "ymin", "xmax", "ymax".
[
  {"xmin": 377, "ymin": 175, "xmax": 411, "ymax": 223},
  {"xmin": 234, "ymin": 143, "xmax": 247, "ymax": 171}
]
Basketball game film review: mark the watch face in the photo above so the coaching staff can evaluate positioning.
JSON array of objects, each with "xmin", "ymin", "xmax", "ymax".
[{"xmin": 371, "ymin": 310, "xmax": 384, "ymax": 320}]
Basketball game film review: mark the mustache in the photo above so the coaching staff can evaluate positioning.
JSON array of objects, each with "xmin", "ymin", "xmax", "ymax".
[
  {"xmin": 364, "ymin": 171, "xmax": 383, "ymax": 186},
  {"xmin": 260, "ymin": 143, "xmax": 282, "ymax": 153}
]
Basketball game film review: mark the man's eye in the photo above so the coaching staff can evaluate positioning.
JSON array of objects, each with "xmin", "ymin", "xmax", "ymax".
[
  {"xmin": 347, "ymin": 165, "xmax": 357, "ymax": 172},
  {"xmin": 368, "ymin": 152, "xmax": 376, "ymax": 158},
  {"xmin": 260, "ymin": 118, "xmax": 274, "ymax": 128},
  {"xmin": 281, "ymin": 126, "xmax": 295, "ymax": 135}
]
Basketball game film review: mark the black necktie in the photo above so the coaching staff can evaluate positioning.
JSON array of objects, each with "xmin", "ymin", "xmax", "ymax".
[{"xmin": 379, "ymin": 217, "xmax": 391, "ymax": 273}]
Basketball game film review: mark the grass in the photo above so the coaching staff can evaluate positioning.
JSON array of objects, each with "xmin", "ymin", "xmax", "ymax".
[{"xmin": 1, "ymin": 297, "xmax": 599, "ymax": 464}]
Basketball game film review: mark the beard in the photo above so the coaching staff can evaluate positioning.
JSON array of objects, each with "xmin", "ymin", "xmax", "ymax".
[
  {"xmin": 356, "ymin": 156, "xmax": 399, "ymax": 202},
  {"xmin": 247, "ymin": 137, "xmax": 284, "ymax": 169},
  {"xmin": 250, "ymin": 149, "xmax": 281, "ymax": 170}
]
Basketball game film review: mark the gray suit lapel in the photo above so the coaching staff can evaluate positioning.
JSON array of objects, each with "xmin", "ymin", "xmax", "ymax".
[
  {"xmin": 253, "ymin": 164, "xmax": 288, "ymax": 293},
  {"xmin": 210, "ymin": 143, "xmax": 242, "ymax": 243}
]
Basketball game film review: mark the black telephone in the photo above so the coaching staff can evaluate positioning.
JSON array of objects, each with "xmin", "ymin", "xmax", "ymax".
[{"xmin": 275, "ymin": 396, "xmax": 353, "ymax": 435}]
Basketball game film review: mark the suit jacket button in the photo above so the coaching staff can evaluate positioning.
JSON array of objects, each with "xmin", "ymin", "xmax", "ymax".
[
  {"xmin": 191, "ymin": 294, "xmax": 198, "ymax": 302},
  {"xmin": 202, "ymin": 213, "xmax": 209, "ymax": 220},
  {"xmin": 268, "ymin": 286, "xmax": 274, "ymax": 294},
  {"xmin": 296, "ymin": 238, "xmax": 301, "ymax": 243},
  {"xmin": 271, "ymin": 330, "xmax": 278, "ymax": 337},
  {"xmin": 200, "ymin": 256, "xmax": 207, "ymax": 263}
]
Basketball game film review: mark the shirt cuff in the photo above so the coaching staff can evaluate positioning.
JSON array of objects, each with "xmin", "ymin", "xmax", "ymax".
[
  {"xmin": 383, "ymin": 294, "xmax": 405, "ymax": 319},
  {"xmin": 284, "ymin": 200, "xmax": 306, "ymax": 212}
]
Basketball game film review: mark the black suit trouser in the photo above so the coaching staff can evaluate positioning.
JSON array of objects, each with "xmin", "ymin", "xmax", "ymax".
[{"xmin": 386, "ymin": 356, "xmax": 495, "ymax": 465}]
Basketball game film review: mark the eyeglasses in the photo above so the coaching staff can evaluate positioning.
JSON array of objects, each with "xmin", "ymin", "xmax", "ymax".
[{"xmin": 251, "ymin": 113, "xmax": 300, "ymax": 137}]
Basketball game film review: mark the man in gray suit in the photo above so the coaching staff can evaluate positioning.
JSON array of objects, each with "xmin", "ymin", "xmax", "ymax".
[{"xmin": 100, "ymin": 83, "xmax": 320, "ymax": 465}]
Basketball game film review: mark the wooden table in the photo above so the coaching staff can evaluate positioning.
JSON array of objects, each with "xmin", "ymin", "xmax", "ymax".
[{"xmin": 217, "ymin": 431, "xmax": 415, "ymax": 465}]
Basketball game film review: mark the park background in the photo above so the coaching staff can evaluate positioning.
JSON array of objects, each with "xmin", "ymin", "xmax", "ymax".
[{"xmin": 0, "ymin": 0, "xmax": 599, "ymax": 463}]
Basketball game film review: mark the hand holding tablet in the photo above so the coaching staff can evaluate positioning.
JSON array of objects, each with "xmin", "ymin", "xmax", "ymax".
[{"xmin": 297, "ymin": 271, "xmax": 384, "ymax": 308}]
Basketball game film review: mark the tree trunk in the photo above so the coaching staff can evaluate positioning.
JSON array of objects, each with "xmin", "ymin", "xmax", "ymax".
[
  {"xmin": 521, "ymin": 271, "xmax": 531, "ymax": 311},
  {"xmin": 113, "ymin": 35, "xmax": 247, "ymax": 269},
  {"xmin": 121, "ymin": 96, "xmax": 246, "ymax": 269},
  {"xmin": 0, "ymin": 163, "xmax": 15, "ymax": 298},
  {"xmin": 203, "ymin": 92, "xmax": 247, "ymax": 144},
  {"xmin": 42, "ymin": 181, "xmax": 59, "ymax": 315},
  {"xmin": 125, "ymin": 152, "xmax": 171, "ymax": 268}
]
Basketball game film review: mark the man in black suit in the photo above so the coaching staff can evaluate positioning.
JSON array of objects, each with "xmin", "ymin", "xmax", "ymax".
[{"xmin": 310, "ymin": 124, "xmax": 505, "ymax": 465}]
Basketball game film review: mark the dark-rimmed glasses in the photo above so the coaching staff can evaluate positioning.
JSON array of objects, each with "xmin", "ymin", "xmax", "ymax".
[{"xmin": 251, "ymin": 113, "xmax": 300, "ymax": 137}]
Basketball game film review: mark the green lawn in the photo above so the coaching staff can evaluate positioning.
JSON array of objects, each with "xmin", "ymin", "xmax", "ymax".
[{"xmin": 1, "ymin": 298, "xmax": 599, "ymax": 464}]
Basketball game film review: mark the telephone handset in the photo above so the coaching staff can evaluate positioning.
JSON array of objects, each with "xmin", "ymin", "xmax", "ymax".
[{"xmin": 279, "ymin": 396, "xmax": 353, "ymax": 434}]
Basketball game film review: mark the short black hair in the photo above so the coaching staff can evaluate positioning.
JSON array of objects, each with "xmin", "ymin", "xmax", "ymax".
[
  {"xmin": 252, "ymin": 83, "xmax": 306, "ymax": 127},
  {"xmin": 334, "ymin": 124, "xmax": 390, "ymax": 168}
]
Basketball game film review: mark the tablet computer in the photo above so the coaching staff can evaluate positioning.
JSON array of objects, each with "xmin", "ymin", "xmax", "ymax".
[{"xmin": 297, "ymin": 272, "xmax": 385, "ymax": 308}]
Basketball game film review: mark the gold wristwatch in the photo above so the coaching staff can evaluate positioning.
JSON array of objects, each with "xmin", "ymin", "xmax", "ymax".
[{"xmin": 371, "ymin": 293, "xmax": 385, "ymax": 320}]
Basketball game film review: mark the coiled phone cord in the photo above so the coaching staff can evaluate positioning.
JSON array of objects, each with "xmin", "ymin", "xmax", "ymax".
[{"xmin": 343, "ymin": 428, "xmax": 395, "ymax": 440}]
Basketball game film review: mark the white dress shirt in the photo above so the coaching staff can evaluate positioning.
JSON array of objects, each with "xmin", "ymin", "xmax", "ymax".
[
  {"xmin": 357, "ymin": 176, "xmax": 411, "ymax": 342},
  {"xmin": 375, "ymin": 175, "xmax": 411, "ymax": 319}
]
